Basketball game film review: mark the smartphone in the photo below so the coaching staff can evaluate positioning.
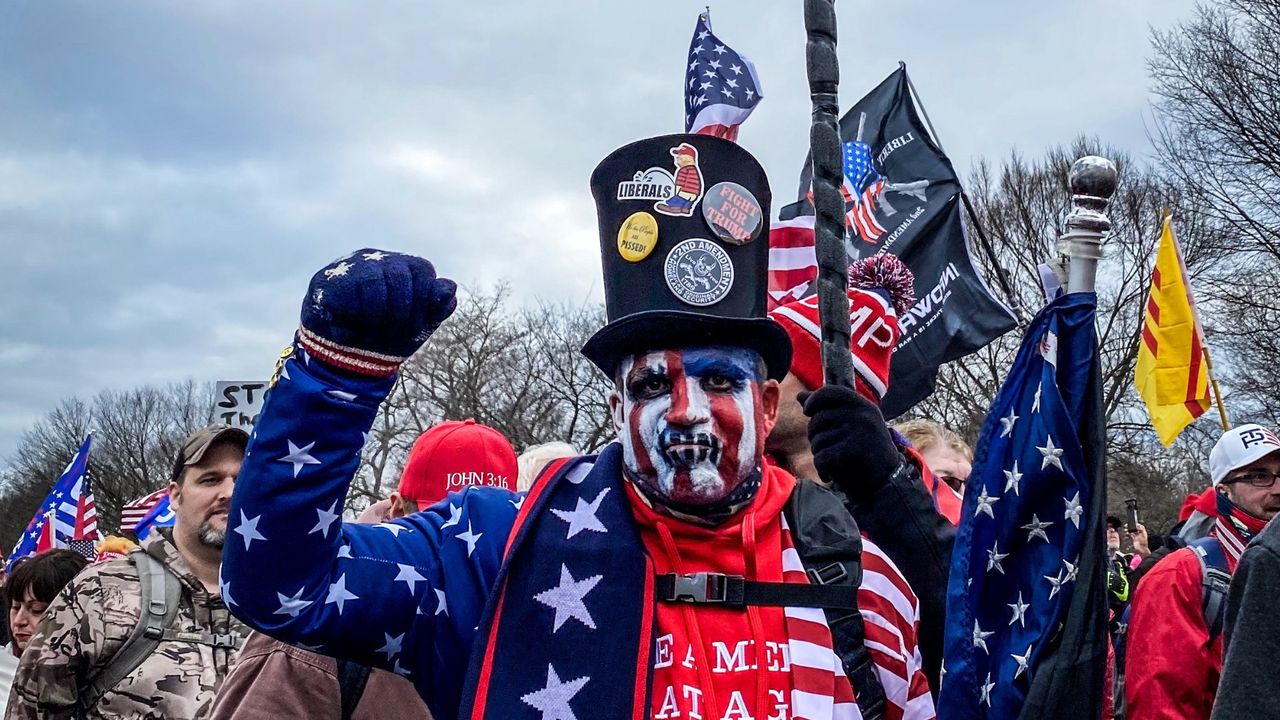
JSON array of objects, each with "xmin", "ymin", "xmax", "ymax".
[{"xmin": 1124, "ymin": 498, "xmax": 1140, "ymax": 533}]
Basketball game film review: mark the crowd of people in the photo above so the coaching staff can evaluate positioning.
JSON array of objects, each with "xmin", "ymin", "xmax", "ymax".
[{"xmin": 0, "ymin": 132, "xmax": 1277, "ymax": 720}]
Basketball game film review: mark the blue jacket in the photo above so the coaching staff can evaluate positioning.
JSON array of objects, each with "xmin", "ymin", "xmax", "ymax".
[{"xmin": 223, "ymin": 351, "xmax": 521, "ymax": 719}]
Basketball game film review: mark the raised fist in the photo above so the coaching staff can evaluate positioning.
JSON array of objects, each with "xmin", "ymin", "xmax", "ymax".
[
  {"xmin": 801, "ymin": 384, "xmax": 903, "ymax": 502},
  {"xmin": 297, "ymin": 249, "xmax": 457, "ymax": 377}
]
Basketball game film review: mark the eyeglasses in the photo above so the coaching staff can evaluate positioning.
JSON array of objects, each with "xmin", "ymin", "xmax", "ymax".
[
  {"xmin": 939, "ymin": 475, "xmax": 966, "ymax": 493},
  {"xmin": 1225, "ymin": 471, "xmax": 1280, "ymax": 488}
]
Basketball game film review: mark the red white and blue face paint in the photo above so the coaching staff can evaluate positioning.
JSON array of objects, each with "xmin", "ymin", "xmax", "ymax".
[{"xmin": 615, "ymin": 346, "xmax": 766, "ymax": 505}]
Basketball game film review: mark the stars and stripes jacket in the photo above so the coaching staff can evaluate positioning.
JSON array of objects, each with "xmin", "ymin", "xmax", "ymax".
[{"xmin": 223, "ymin": 350, "xmax": 934, "ymax": 720}]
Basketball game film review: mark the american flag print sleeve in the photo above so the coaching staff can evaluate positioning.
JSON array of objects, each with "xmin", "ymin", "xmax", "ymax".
[{"xmin": 222, "ymin": 348, "xmax": 518, "ymax": 716}]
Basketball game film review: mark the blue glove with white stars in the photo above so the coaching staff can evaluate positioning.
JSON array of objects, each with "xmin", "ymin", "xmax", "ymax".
[{"xmin": 297, "ymin": 249, "xmax": 457, "ymax": 377}]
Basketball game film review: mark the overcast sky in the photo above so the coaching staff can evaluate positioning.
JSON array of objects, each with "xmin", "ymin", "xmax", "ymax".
[{"xmin": 0, "ymin": 0, "xmax": 1197, "ymax": 464}]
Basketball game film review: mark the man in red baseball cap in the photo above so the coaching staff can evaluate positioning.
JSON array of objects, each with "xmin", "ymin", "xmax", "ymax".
[{"xmin": 392, "ymin": 420, "xmax": 518, "ymax": 515}]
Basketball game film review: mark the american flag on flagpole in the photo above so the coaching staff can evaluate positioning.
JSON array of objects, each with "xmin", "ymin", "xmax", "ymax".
[
  {"xmin": 684, "ymin": 11, "xmax": 763, "ymax": 141},
  {"xmin": 6, "ymin": 434, "xmax": 99, "ymax": 570},
  {"xmin": 766, "ymin": 214, "xmax": 817, "ymax": 311}
]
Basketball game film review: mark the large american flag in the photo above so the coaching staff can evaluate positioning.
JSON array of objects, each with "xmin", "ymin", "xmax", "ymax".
[
  {"xmin": 766, "ymin": 215, "xmax": 817, "ymax": 311},
  {"xmin": 6, "ymin": 434, "xmax": 99, "ymax": 570},
  {"xmin": 684, "ymin": 11, "xmax": 763, "ymax": 141},
  {"xmin": 843, "ymin": 140, "xmax": 886, "ymax": 243},
  {"xmin": 940, "ymin": 293, "xmax": 1108, "ymax": 719}
]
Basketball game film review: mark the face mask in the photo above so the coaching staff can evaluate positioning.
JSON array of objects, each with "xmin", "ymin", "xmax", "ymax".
[{"xmin": 616, "ymin": 346, "xmax": 765, "ymax": 506}]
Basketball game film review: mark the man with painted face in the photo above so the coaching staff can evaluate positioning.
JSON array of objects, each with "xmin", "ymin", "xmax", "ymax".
[{"xmin": 221, "ymin": 134, "xmax": 936, "ymax": 720}]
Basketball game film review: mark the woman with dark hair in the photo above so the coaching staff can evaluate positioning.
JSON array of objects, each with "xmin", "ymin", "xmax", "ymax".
[{"xmin": 1, "ymin": 550, "xmax": 89, "ymax": 714}]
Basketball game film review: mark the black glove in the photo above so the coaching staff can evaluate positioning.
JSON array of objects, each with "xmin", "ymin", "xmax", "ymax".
[
  {"xmin": 297, "ymin": 249, "xmax": 457, "ymax": 377},
  {"xmin": 801, "ymin": 384, "xmax": 903, "ymax": 502}
]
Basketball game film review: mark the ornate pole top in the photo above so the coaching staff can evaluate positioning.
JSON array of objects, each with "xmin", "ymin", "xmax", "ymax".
[{"xmin": 1059, "ymin": 155, "xmax": 1118, "ymax": 294}]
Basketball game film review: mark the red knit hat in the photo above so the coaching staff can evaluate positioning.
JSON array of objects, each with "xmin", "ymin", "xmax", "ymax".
[
  {"xmin": 767, "ymin": 254, "xmax": 915, "ymax": 403},
  {"xmin": 398, "ymin": 420, "xmax": 517, "ymax": 507}
]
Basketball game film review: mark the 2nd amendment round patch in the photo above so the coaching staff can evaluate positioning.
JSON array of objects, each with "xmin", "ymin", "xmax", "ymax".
[{"xmin": 617, "ymin": 212, "xmax": 659, "ymax": 262}]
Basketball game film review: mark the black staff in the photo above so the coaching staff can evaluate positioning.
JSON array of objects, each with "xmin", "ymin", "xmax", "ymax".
[{"xmin": 803, "ymin": 0, "xmax": 854, "ymax": 389}]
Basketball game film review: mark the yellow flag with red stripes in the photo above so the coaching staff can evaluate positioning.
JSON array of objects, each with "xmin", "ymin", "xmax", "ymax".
[{"xmin": 1135, "ymin": 215, "xmax": 1211, "ymax": 446}]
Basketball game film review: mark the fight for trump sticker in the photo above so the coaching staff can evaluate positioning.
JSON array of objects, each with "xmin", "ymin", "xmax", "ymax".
[
  {"xmin": 701, "ymin": 182, "xmax": 762, "ymax": 245},
  {"xmin": 664, "ymin": 239, "xmax": 734, "ymax": 306},
  {"xmin": 617, "ymin": 212, "xmax": 659, "ymax": 262}
]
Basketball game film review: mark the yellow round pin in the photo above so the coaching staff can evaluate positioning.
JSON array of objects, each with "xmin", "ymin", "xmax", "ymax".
[{"xmin": 617, "ymin": 211, "xmax": 659, "ymax": 262}]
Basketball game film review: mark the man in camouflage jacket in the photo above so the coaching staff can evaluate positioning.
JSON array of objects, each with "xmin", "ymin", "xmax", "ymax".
[{"xmin": 6, "ymin": 426, "xmax": 250, "ymax": 720}]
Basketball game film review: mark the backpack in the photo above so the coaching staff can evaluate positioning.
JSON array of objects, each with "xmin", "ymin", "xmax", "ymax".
[{"xmin": 76, "ymin": 548, "xmax": 243, "ymax": 717}]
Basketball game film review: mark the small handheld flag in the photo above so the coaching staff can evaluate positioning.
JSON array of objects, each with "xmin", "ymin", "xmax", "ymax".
[{"xmin": 684, "ymin": 11, "xmax": 763, "ymax": 141}]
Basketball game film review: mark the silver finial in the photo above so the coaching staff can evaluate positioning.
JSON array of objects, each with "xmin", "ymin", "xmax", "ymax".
[{"xmin": 1059, "ymin": 156, "xmax": 1118, "ymax": 294}]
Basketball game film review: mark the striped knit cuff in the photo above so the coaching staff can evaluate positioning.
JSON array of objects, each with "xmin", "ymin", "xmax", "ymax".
[{"xmin": 296, "ymin": 325, "xmax": 406, "ymax": 378}]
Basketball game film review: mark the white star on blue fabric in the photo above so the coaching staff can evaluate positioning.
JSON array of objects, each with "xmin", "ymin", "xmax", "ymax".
[
  {"xmin": 324, "ymin": 261, "xmax": 352, "ymax": 279},
  {"xmin": 362, "ymin": 251, "xmax": 388, "ymax": 261},
  {"xmin": 325, "ymin": 574, "xmax": 359, "ymax": 614},
  {"xmin": 522, "ymin": 664, "xmax": 590, "ymax": 720},
  {"xmin": 1000, "ymin": 408, "xmax": 1019, "ymax": 438},
  {"xmin": 220, "ymin": 577, "xmax": 236, "ymax": 607},
  {"xmin": 310, "ymin": 500, "xmax": 341, "ymax": 538},
  {"xmin": 394, "ymin": 564, "xmax": 426, "ymax": 594},
  {"xmin": 1003, "ymin": 461, "xmax": 1024, "ymax": 496},
  {"xmin": 511, "ymin": 496, "xmax": 525, "ymax": 511},
  {"xmin": 377, "ymin": 632, "xmax": 404, "ymax": 660},
  {"xmin": 234, "ymin": 511, "xmax": 266, "ymax": 550},
  {"xmin": 1045, "ymin": 569, "xmax": 1067, "ymax": 599},
  {"xmin": 336, "ymin": 544, "xmax": 353, "ymax": 559},
  {"xmin": 1064, "ymin": 492, "xmax": 1084, "ymax": 528},
  {"xmin": 974, "ymin": 487, "xmax": 999, "ymax": 519},
  {"xmin": 535, "ymin": 565, "xmax": 602, "ymax": 632},
  {"xmin": 986, "ymin": 544, "xmax": 1008, "ymax": 575},
  {"xmin": 278, "ymin": 440, "xmax": 321, "ymax": 478},
  {"xmin": 441, "ymin": 503, "xmax": 463, "ymax": 530},
  {"xmin": 1022, "ymin": 514, "xmax": 1053, "ymax": 543},
  {"xmin": 1062, "ymin": 558, "xmax": 1079, "ymax": 583},
  {"xmin": 274, "ymin": 587, "xmax": 313, "ymax": 618},
  {"xmin": 1032, "ymin": 383, "xmax": 1043, "ymax": 413},
  {"xmin": 326, "ymin": 389, "xmax": 358, "ymax": 402},
  {"xmin": 1012, "ymin": 644, "xmax": 1034, "ymax": 679},
  {"xmin": 972, "ymin": 620, "xmax": 994, "ymax": 654},
  {"xmin": 456, "ymin": 521, "xmax": 483, "ymax": 557},
  {"xmin": 434, "ymin": 588, "xmax": 448, "ymax": 616},
  {"xmin": 980, "ymin": 672, "xmax": 995, "ymax": 706},
  {"xmin": 1008, "ymin": 591, "xmax": 1030, "ymax": 627},
  {"xmin": 1038, "ymin": 435, "xmax": 1065, "ymax": 471},
  {"xmin": 377, "ymin": 522, "xmax": 409, "ymax": 537},
  {"xmin": 551, "ymin": 488, "xmax": 610, "ymax": 539}
]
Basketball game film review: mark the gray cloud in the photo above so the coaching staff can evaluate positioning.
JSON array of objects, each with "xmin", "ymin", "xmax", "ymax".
[{"xmin": 0, "ymin": 0, "xmax": 1195, "ymax": 462}]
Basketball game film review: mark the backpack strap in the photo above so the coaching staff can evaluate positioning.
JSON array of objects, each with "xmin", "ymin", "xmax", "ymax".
[
  {"xmin": 79, "ymin": 549, "xmax": 181, "ymax": 716},
  {"xmin": 1189, "ymin": 537, "xmax": 1232, "ymax": 646},
  {"xmin": 785, "ymin": 479, "xmax": 888, "ymax": 720},
  {"xmin": 337, "ymin": 660, "xmax": 374, "ymax": 720}
]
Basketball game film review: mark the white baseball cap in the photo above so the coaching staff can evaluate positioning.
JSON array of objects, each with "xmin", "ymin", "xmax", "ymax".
[{"xmin": 1209, "ymin": 424, "xmax": 1280, "ymax": 485}]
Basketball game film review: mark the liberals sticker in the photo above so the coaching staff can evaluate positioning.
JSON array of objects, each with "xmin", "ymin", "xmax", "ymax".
[
  {"xmin": 617, "ymin": 142, "xmax": 705, "ymax": 218},
  {"xmin": 701, "ymin": 182, "xmax": 763, "ymax": 245},
  {"xmin": 664, "ymin": 239, "xmax": 734, "ymax": 307},
  {"xmin": 617, "ymin": 212, "xmax": 658, "ymax": 262}
]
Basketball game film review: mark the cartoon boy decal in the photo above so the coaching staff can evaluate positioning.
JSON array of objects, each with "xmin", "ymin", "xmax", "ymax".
[{"xmin": 654, "ymin": 143, "xmax": 703, "ymax": 217}]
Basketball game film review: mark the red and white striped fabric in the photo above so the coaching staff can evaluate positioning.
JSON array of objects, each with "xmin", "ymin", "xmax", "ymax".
[
  {"xmin": 120, "ymin": 488, "xmax": 168, "ymax": 532},
  {"xmin": 768, "ymin": 215, "xmax": 817, "ymax": 311},
  {"xmin": 780, "ymin": 516, "xmax": 936, "ymax": 720}
]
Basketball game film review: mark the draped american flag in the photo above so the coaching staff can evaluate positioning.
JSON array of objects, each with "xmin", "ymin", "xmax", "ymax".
[
  {"xmin": 6, "ymin": 434, "xmax": 99, "ymax": 570},
  {"xmin": 684, "ymin": 11, "xmax": 762, "ymax": 141}
]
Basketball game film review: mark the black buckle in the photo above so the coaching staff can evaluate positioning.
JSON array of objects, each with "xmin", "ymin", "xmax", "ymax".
[
  {"xmin": 661, "ymin": 572, "xmax": 732, "ymax": 603},
  {"xmin": 806, "ymin": 562, "xmax": 848, "ymax": 586}
]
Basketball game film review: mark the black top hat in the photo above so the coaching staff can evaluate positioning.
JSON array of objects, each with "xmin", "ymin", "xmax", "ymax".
[{"xmin": 582, "ymin": 134, "xmax": 791, "ymax": 380}]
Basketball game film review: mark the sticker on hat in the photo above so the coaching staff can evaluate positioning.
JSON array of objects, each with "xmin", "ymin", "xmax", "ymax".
[
  {"xmin": 701, "ymin": 182, "xmax": 763, "ymax": 245},
  {"xmin": 664, "ymin": 239, "xmax": 734, "ymax": 306},
  {"xmin": 616, "ymin": 212, "xmax": 659, "ymax": 262},
  {"xmin": 616, "ymin": 143, "xmax": 705, "ymax": 218}
]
